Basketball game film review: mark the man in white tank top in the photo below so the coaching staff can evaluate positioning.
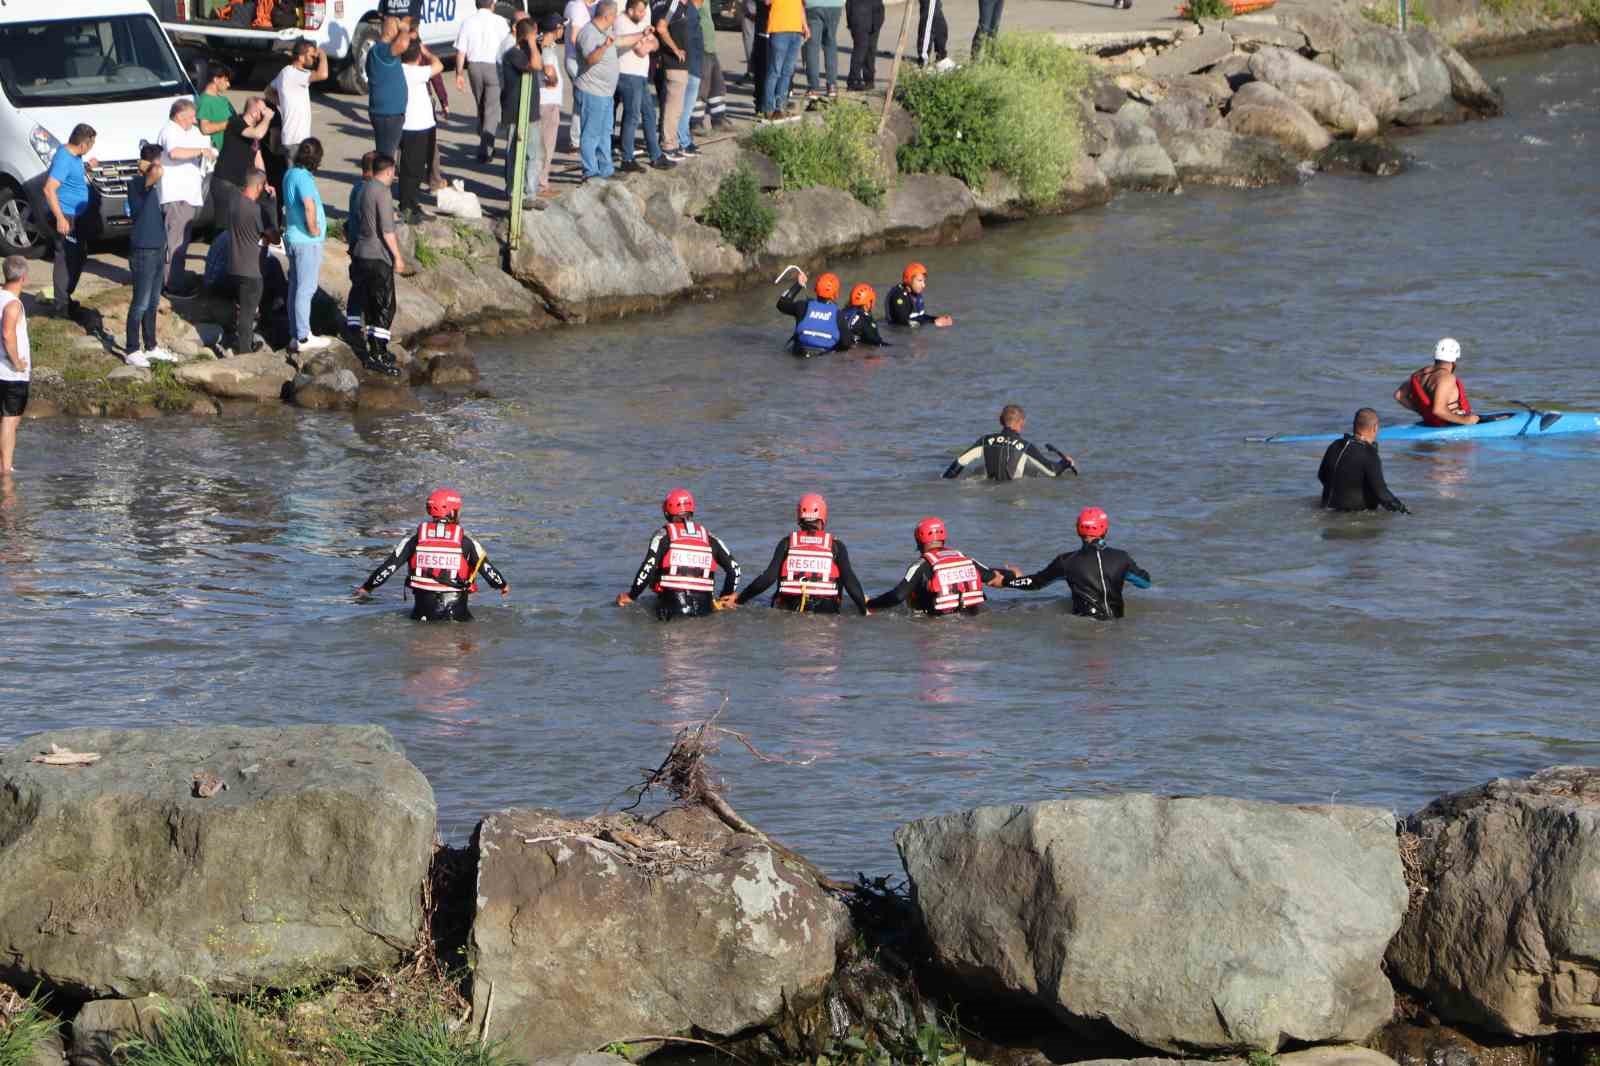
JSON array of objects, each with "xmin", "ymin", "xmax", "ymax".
[{"xmin": 0, "ymin": 255, "xmax": 31, "ymax": 475}]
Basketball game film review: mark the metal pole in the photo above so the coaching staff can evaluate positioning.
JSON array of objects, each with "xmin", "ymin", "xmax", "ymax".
[
  {"xmin": 1398, "ymin": 0, "xmax": 1408, "ymax": 32},
  {"xmin": 878, "ymin": 0, "xmax": 916, "ymax": 135},
  {"xmin": 509, "ymin": 68, "xmax": 533, "ymax": 255}
]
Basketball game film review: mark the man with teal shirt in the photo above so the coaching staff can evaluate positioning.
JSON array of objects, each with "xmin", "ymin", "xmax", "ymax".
[
  {"xmin": 41, "ymin": 124, "xmax": 96, "ymax": 320},
  {"xmin": 367, "ymin": 17, "xmax": 412, "ymax": 156},
  {"xmin": 282, "ymin": 138, "xmax": 330, "ymax": 356},
  {"xmin": 803, "ymin": 0, "xmax": 843, "ymax": 98},
  {"xmin": 692, "ymin": 0, "xmax": 729, "ymax": 131}
]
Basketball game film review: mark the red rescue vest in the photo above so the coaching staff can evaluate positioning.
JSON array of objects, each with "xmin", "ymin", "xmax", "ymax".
[
  {"xmin": 1409, "ymin": 369, "xmax": 1471, "ymax": 428},
  {"xmin": 655, "ymin": 521, "xmax": 718, "ymax": 594},
  {"xmin": 777, "ymin": 531, "xmax": 840, "ymax": 598},
  {"xmin": 923, "ymin": 548, "xmax": 985, "ymax": 613},
  {"xmin": 408, "ymin": 521, "xmax": 473, "ymax": 593}
]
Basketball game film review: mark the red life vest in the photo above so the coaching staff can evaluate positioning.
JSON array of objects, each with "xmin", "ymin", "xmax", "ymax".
[
  {"xmin": 923, "ymin": 548, "xmax": 985, "ymax": 613},
  {"xmin": 1409, "ymin": 369, "xmax": 1471, "ymax": 428},
  {"xmin": 408, "ymin": 521, "xmax": 474, "ymax": 593},
  {"xmin": 655, "ymin": 521, "xmax": 718, "ymax": 594},
  {"xmin": 777, "ymin": 531, "xmax": 840, "ymax": 599}
]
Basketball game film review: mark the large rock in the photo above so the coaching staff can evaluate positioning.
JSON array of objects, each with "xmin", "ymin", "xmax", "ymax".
[
  {"xmin": 969, "ymin": 155, "xmax": 1112, "ymax": 222},
  {"xmin": 68, "ymin": 996, "xmax": 169, "ymax": 1066},
  {"xmin": 1250, "ymin": 47, "xmax": 1379, "ymax": 139},
  {"xmin": 882, "ymin": 173, "xmax": 980, "ymax": 244},
  {"xmin": 1275, "ymin": 8, "xmax": 1353, "ymax": 56},
  {"xmin": 1317, "ymin": 139, "xmax": 1410, "ymax": 177},
  {"xmin": 1150, "ymin": 88, "xmax": 1219, "ymax": 147},
  {"xmin": 1332, "ymin": 27, "xmax": 1422, "ymax": 121},
  {"xmin": 290, "ymin": 368, "xmax": 361, "ymax": 411},
  {"xmin": 174, "ymin": 349, "xmax": 294, "ymax": 402},
  {"xmin": 1393, "ymin": 28, "xmax": 1457, "ymax": 125},
  {"xmin": 469, "ymin": 808, "xmax": 848, "ymax": 1062},
  {"xmin": 1223, "ymin": 19, "xmax": 1307, "ymax": 52},
  {"xmin": 1143, "ymin": 30, "xmax": 1236, "ymax": 80},
  {"xmin": 1169, "ymin": 128, "xmax": 1306, "ymax": 187},
  {"xmin": 1096, "ymin": 114, "xmax": 1179, "ymax": 191},
  {"xmin": 1388, "ymin": 767, "xmax": 1600, "ymax": 1036},
  {"xmin": 0, "ymin": 726, "xmax": 435, "ymax": 998},
  {"xmin": 1440, "ymin": 43, "xmax": 1501, "ymax": 116},
  {"xmin": 896, "ymin": 796, "xmax": 1406, "ymax": 1053},
  {"xmin": 765, "ymin": 186, "xmax": 881, "ymax": 259},
  {"xmin": 1226, "ymin": 81, "xmax": 1332, "ymax": 156}
]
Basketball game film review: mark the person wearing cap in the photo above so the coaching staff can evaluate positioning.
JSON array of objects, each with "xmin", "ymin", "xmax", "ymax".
[
  {"xmin": 886, "ymin": 262, "xmax": 953, "ymax": 328},
  {"xmin": 355, "ymin": 488, "xmax": 510, "ymax": 621},
  {"xmin": 1003, "ymin": 507, "xmax": 1150, "ymax": 620},
  {"xmin": 1395, "ymin": 338, "xmax": 1478, "ymax": 427},
  {"xmin": 1318, "ymin": 408, "xmax": 1409, "ymax": 514},
  {"xmin": 943, "ymin": 404, "xmax": 1076, "ymax": 480}
]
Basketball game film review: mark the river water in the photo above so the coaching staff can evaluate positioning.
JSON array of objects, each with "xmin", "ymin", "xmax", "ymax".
[{"xmin": 2, "ymin": 47, "xmax": 1597, "ymax": 875}]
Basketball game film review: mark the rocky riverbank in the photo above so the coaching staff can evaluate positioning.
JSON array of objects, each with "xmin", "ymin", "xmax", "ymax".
[{"xmin": 4, "ymin": 725, "xmax": 1600, "ymax": 1066}]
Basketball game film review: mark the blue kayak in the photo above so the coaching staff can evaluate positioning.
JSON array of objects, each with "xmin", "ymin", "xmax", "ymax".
[{"xmin": 1253, "ymin": 409, "xmax": 1600, "ymax": 444}]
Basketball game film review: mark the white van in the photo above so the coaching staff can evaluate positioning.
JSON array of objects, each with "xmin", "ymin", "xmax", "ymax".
[{"xmin": 0, "ymin": 0, "xmax": 197, "ymax": 256}]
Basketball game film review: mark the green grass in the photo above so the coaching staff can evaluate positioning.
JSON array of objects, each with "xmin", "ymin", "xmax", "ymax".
[
  {"xmin": 748, "ymin": 101, "xmax": 888, "ymax": 208},
  {"xmin": 0, "ymin": 988, "xmax": 61, "ymax": 1066},
  {"xmin": 896, "ymin": 33, "xmax": 1090, "ymax": 205},
  {"xmin": 332, "ymin": 1011, "xmax": 521, "ymax": 1066},
  {"xmin": 1578, "ymin": 0, "xmax": 1600, "ymax": 27},
  {"xmin": 699, "ymin": 166, "xmax": 777, "ymax": 254},
  {"xmin": 1361, "ymin": 1, "xmax": 1433, "ymax": 26},
  {"xmin": 119, "ymin": 989, "xmax": 273, "ymax": 1066},
  {"xmin": 1185, "ymin": 0, "xmax": 1232, "ymax": 21},
  {"xmin": 326, "ymin": 218, "xmax": 347, "ymax": 243},
  {"xmin": 411, "ymin": 234, "xmax": 441, "ymax": 270},
  {"xmin": 1246, "ymin": 1052, "xmax": 1278, "ymax": 1066}
]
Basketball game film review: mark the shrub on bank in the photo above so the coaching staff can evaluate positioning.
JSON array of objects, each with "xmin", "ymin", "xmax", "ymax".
[
  {"xmin": 0, "ymin": 987, "xmax": 60, "ymax": 1066},
  {"xmin": 699, "ymin": 166, "xmax": 777, "ymax": 253},
  {"xmin": 748, "ymin": 101, "xmax": 888, "ymax": 208},
  {"xmin": 896, "ymin": 34, "xmax": 1090, "ymax": 205}
]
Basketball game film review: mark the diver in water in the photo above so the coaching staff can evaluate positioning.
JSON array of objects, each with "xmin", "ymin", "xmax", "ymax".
[
  {"xmin": 617, "ymin": 487, "xmax": 741, "ymax": 620},
  {"xmin": 1003, "ymin": 507, "xmax": 1150, "ymax": 620},
  {"xmin": 356, "ymin": 488, "xmax": 510, "ymax": 621},
  {"xmin": 943, "ymin": 404, "xmax": 1076, "ymax": 480},
  {"xmin": 777, "ymin": 269, "xmax": 844, "ymax": 357},
  {"xmin": 836, "ymin": 283, "xmax": 889, "ymax": 351},
  {"xmin": 732, "ymin": 493, "xmax": 870, "ymax": 614}
]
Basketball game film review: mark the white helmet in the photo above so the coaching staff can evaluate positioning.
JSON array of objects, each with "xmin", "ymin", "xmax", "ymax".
[{"xmin": 1434, "ymin": 337, "xmax": 1461, "ymax": 364}]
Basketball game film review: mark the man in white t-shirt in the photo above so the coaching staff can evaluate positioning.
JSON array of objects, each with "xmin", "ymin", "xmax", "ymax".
[
  {"xmin": 563, "ymin": 0, "xmax": 593, "ymax": 147},
  {"xmin": 0, "ymin": 255, "xmax": 30, "ymax": 476},
  {"xmin": 156, "ymin": 99, "xmax": 216, "ymax": 297},
  {"xmin": 454, "ymin": 0, "xmax": 513, "ymax": 163},
  {"xmin": 266, "ymin": 41, "xmax": 329, "ymax": 204}
]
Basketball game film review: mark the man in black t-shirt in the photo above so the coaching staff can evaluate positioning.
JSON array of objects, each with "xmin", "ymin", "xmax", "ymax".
[
  {"xmin": 227, "ymin": 169, "xmax": 275, "ymax": 355},
  {"xmin": 1318, "ymin": 407, "xmax": 1410, "ymax": 514},
  {"xmin": 210, "ymin": 98, "xmax": 274, "ymax": 227}
]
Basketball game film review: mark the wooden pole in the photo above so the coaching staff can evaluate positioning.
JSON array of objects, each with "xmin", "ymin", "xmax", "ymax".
[
  {"xmin": 508, "ymin": 69, "xmax": 533, "ymax": 254},
  {"xmin": 878, "ymin": 0, "xmax": 916, "ymax": 135}
]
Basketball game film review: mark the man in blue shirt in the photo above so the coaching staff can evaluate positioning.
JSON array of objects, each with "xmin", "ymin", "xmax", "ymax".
[
  {"xmin": 125, "ymin": 144, "xmax": 176, "ymax": 368},
  {"xmin": 41, "ymin": 124, "xmax": 97, "ymax": 320},
  {"xmin": 367, "ymin": 18, "xmax": 413, "ymax": 156}
]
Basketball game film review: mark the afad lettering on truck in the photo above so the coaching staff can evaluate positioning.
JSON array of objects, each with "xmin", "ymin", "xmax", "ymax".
[{"xmin": 381, "ymin": 0, "xmax": 458, "ymax": 21}]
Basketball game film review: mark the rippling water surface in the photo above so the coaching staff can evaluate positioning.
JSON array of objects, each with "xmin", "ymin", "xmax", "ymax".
[{"xmin": 2, "ymin": 47, "xmax": 1598, "ymax": 874}]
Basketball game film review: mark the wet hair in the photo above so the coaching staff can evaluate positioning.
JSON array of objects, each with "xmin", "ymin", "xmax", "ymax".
[
  {"xmin": 371, "ymin": 153, "xmax": 397, "ymax": 176},
  {"xmin": 1354, "ymin": 407, "xmax": 1380, "ymax": 433},
  {"xmin": 4, "ymin": 256, "xmax": 28, "ymax": 284},
  {"xmin": 243, "ymin": 168, "xmax": 268, "ymax": 189},
  {"xmin": 294, "ymin": 137, "xmax": 324, "ymax": 172},
  {"xmin": 170, "ymin": 98, "xmax": 197, "ymax": 119},
  {"xmin": 204, "ymin": 60, "xmax": 232, "ymax": 87},
  {"xmin": 139, "ymin": 142, "xmax": 163, "ymax": 163},
  {"xmin": 360, "ymin": 150, "xmax": 378, "ymax": 176},
  {"xmin": 68, "ymin": 124, "xmax": 96, "ymax": 147},
  {"xmin": 1000, "ymin": 404, "xmax": 1024, "ymax": 427}
]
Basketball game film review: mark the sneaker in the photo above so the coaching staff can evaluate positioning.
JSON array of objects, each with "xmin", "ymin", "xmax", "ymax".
[
  {"xmin": 618, "ymin": 160, "xmax": 646, "ymax": 174},
  {"xmin": 935, "ymin": 57, "xmax": 957, "ymax": 72},
  {"xmin": 651, "ymin": 155, "xmax": 677, "ymax": 170},
  {"xmin": 666, "ymin": 149, "xmax": 686, "ymax": 161},
  {"xmin": 146, "ymin": 346, "xmax": 179, "ymax": 362},
  {"xmin": 682, "ymin": 144, "xmax": 701, "ymax": 156},
  {"xmin": 125, "ymin": 350, "xmax": 151, "ymax": 369},
  {"xmin": 298, "ymin": 335, "xmax": 332, "ymax": 352}
]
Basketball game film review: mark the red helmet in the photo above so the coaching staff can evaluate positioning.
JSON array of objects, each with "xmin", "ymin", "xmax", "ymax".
[
  {"xmin": 914, "ymin": 516, "xmax": 946, "ymax": 549},
  {"xmin": 849, "ymin": 283, "xmax": 876, "ymax": 311},
  {"xmin": 815, "ymin": 272, "xmax": 841, "ymax": 302},
  {"xmin": 663, "ymin": 487, "xmax": 696, "ymax": 517},
  {"xmin": 1077, "ymin": 507, "xmax": 1109, "ymax": 540},
  {"xmin": 903, "ymin": 262, "xmax": 928, "ymax": 285},
  {"xmin": 797, "ymin": 493, "xmax": 828, "ymax": 527},
  {"xmin": 426, "ymin": 488, "xmax": 462, "ymax": 518}
]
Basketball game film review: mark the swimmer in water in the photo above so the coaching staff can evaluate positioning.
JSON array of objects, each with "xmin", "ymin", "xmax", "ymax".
[
  {"xmin": 616, "ymin": 487, "xmax": 741, "ymax": 620},
  {"xmin": 885, "ymin": 262, "xmax": 953, "ymax": 328},
  {"xmin": 943, "ymin": 403, "xmax": 1076, "ymax": 480},
  {"xmin": 1003, "ymin": 507, "xmax": 1149, "ymax": 620},
  {"xmin": 836, "ymin": 283, "xmax": 889, "ymax": 351},
  {"xmin": 730, "ymin": 493, "xmax": 870, "ymax": 614},
  {"xmin": 355, "ymin": 488, "xmax": 510, "ymax": 621},
  {"xmin": 777, "ymin": 269, "xmax": 844, "ymax": 358},
  {"xmin": 867, "ymin": 516, "xmax": 1012, "ymax": 616}
]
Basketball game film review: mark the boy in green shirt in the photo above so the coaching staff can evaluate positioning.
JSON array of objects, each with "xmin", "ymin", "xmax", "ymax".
[{"xmin": 196, "ymin": 61, "xmax": 236, "ymax": 151}]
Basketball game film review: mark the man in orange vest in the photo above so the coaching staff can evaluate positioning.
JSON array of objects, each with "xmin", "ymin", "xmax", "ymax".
[
  {"xmin": 617, "ymin": 487, "xmax": 740, "ymax": 620},
  {"xmin": 731, "ymin": 493, "xmax": 869, "ymax": 614},
  {"xmin": 355, "ymin": 488, "xmax": 509, "ymax": 621},
  {"xmin": 867, "ymin": 516, "xmax": 1012, "ymax": 616}
]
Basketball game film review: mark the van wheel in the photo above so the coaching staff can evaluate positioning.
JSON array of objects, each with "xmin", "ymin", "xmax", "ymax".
[
  {"xmin": 337, "ymin": 21, "xmax": 380, "ymax": 95},
  {"xmin": 0, "ymin": 186, "xmax": 44, "ymax": 259}
]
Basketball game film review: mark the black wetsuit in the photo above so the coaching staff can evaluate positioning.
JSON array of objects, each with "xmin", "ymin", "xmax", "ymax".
[
  {"xmin": 943, "ymin": 428, "xmax": 1072, "ymax": 480},
  {"xmin": 885, "ymin": 282, "xmax": 940, "ymax": 327},
  {"xmin": 777, "ymin": 282, "xmax": 843, "ymax": 357},
  {"xmin": 1004, "ymin": 540, "xmax": 1150, "ymax": 620},
  {"xmin": 867, "ymin": 551, "xmax": 1005, "ymax": 615},
  {"xmin": 627, "ymin": 523, "xmax": 741, "ymax": 620},
  {"xmin": 1318, "ymin": 435, "xmax": 1408, "ymax": 513},
  {"xmin": 736, "ymin": 532, "xmax": 869, "ymax": 614},
  {"xmin": 362, "ymin": 527, "xmax": 508, "ymax": 621},
  {"xmin": 837, "ymin": 306, "xmax": 890, "ymax": 351}
]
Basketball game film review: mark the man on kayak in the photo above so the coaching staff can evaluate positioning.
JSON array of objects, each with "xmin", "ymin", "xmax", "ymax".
[
  {"xmin": 1394, "ymin": 338, "xmax": 1478, "ymax": 426},
  {"xmin": 1317, "ymin": 408, "xmax": 1410, "ymax": 514},
  {"xmin": 943, "ymin": 404, "xmax": 1075, "ymax": 480}
]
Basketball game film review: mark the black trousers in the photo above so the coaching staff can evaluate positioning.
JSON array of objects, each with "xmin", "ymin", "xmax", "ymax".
[
  {"xmin": 655, "ymin": 589, "xmax": 713, "ymax": 620},
  {"xmin": 346, "ymin": 259, "xmax": 367, "ymax": 333},
  {"xmin": 846, "ymin": 0, "xmax": 884, "ymax": 86},
  {"xmin": 971, "ymin": 0, "xmax": 1004, "ymax": 57},
  {"xmin": 916, "ymin": 0, "xmax": 946, "ymax": 63},
  {"xmin": 750, "ymin": 34, "xmax": 769, "ymax": 114},
  {"xmin": 399, "ymin": 127, "xmax": 435, "ymax": 215},
  {"xmin": 50, "ymin": 221, "xmax": 87, "ymax": 313},
  {"xmin": 352, "ymin": 257, "xmax": 396, "ymax": 353},
  {"xmin": 230, "ymin": 273, "xmax": 263, "ymax": 352},
  {"xmin": 411, "ymin": 589, "xmax": 472, "ymax": 621}
]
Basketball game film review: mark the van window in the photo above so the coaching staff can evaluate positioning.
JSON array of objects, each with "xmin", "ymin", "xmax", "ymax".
[{"xmin": 0, "ymin": 15, "xmax": 190, "ymax": 107}]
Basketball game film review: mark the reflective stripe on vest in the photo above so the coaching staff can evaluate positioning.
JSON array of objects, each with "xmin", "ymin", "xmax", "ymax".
[
  {"xmin": 408, "ymin": 521, "xmax": 470, "ymax": 593},
  {"xmin": 1410, "ymin": 369, "xmax": 1472, "ymax": 428},
  {"xmin": 777, "ymin": 531, "xmax": 840, "ymax": 598},
  {"xmin": 923, "ymin": 548, "xmax": 985, "ymax": 613},
  {"xmin": 795, "ymin": 299, "xmax": 840, "ymax": 351},
  {"xmin": 656, "ymin": 520, "xmax": 718, "ymax": 593}
]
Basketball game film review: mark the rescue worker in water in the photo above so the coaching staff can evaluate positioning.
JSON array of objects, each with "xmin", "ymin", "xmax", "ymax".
[
  {"xmin": 730, "ymin": 493, "xmax": 870, "ymax": 614},
  {"xmin": 867, "ymin": 516, "xmax": 1012, "ymax": 616},
  {"xmin": 617, "ymin": 488, "xmax": 741, "ymax": 620},
  {"xmin": 777, "ymin": 270, "xmax": 844, "ymax": 357},
  {"xmin": 355, "ymin": 488, "xmax": 510, "ymax": 621},
  {"xmin": 1003, "ymin": 506, "xmax": 1150, "ymax": 620}
]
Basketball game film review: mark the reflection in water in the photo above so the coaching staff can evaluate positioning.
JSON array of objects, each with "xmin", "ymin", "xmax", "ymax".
[{"xmin": 401, "ymin": 630, "xmax": 484, "ymax": 737}]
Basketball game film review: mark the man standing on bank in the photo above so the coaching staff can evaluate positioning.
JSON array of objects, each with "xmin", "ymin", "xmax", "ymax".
[
  {"xmin": 0, "ymin": 256, "xmax": 30, "ymax": 476},
  {"xmin": 40, "ymin": 124, "xmax": 97, "ymax": 321},
  {"xmin": 1318, "ymin": 408, "xmax": 1410, "ymax": 514},
  {"xmin": 456, "ymin": 0, "xmax": 514, "ymax": 163}
]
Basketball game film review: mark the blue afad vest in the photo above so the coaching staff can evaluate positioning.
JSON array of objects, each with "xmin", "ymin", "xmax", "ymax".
[{"xmin": 795, "ymin": 300, "xmax": 840, "ymax": 352}]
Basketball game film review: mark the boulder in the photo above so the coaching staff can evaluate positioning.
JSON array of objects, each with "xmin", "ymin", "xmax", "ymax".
[
  {"xmin": 468, "ymin": 808, "xmax": 849, "ymax": 1062},
  {"xmin": 1165, "ymin": 72, "xmax": 1233, "ymax": 106},
  {"xmin": 0, "ymin": 726, "xmax": 435, "ymax": 998},
  {"xmin": 105, "ymin": 365, "xmax": 151, "ymax": 385},
  {"xmin": 896, "ymin": 796, "xmax": 1406, "ymax": 1053},
  {"xmin": 1074, "ymin": 1050, "xmax": 1400, "ymax": 1066},
  {"xmin": 1226, "ymin": 81, "xmax": 1332, "ymax": 155},
  {"xmin": 1092, "ymin": 77, "xmax": 1129, "ymax": 113},
  {"xmin": 426, "ymin": 352, "xmax": 480, "ymax": 387},
  {"xmin": 1143, "ymin": 30, "xmax": 1236, "ymax": 80},
  {"xmin": 1275, "ymin": 8, "xmax": 1353, "ymax": 56},
  {"xmin": 1096, "ymin": 114, "xmax": 1180, "ymax": 191},
  {"xmin": 1116, "ymin": 98, "xmax": 1153, "ymax": 127},
  {"xmin": 1169, "ymin": 128, "xmax": 1305, "ymax": 187},
  {"xmin": 882, "ymin": 173, "xmax": 979, "ymax": 243},
  {"xmin": 1440, "ymin": 44, "xmax": 1501, "ymax": 116},
  {"xmin": 1332, "ymin": 27, "xmax": 1422, "ymax": 120},
  {"xmin": 765, "ymin": 186, "xmax": 881, "ymax": 260},
  {"xmin": 1393, "ymin": 28, "xmax": 1457, "ymax": 126},
  {"xmin": 1340, "ymin": 69, "xmax": 1402, "ymax": 126},
  {"xmin": 291, "ymin": 369, "xmax": 361, "ymax": 411},
  {"xmin": 1213, "ymin": 53, "xmax": 1255, "ymax": 90},
  {"xmin": 1316, "ymin": 139, "xmax": 1410, "ymax": 177},
  {"xmin": 1250, "ymin": 47, "xmax": 1379, "ymax": 139},
  {"xmin": 1150, "ymin": 88, "xmax": 1218, "ymax": 147},
  {"xmin": 28, "ymin": 1031, "xmax": 66, "ymax": 1066},
  {"xmin": 175, "ymin": 349, "xmax": 294, "ymax": 403},
  {"xmin": 1388, "ymin": 767, "xmax": 1600, "ymax": 1037},
  {"xmin": 356, "ymin": 383, "xmax": 423, "ymax": 413},
  {"xmin": 68, "ymin": 996, "xmax": 169, "ymax": 1066},
  {"xmin": 1223, "ymin": 19, "xmax": 1307, "ymax": 52}
]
